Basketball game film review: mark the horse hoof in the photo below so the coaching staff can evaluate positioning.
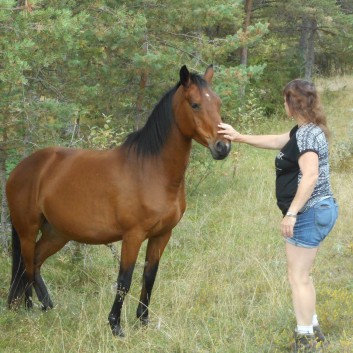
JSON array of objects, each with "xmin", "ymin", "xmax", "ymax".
[
  {"xmin": 41, "ymin": 303, "xmax": 53, "ymax": 311},
  {"xmin": 112, "ymin": 325, "xmax": 125, "ymax": 337},
  {"xmin": 140, "ymin": 317, "xmax": 149, "ymax": 326},
  {"xmin": 25, "ymin": 299, "xmax": 33, "ymax": 310}
]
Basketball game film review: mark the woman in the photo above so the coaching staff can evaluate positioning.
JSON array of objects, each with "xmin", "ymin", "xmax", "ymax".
[{"xmin": 218, "ymin": 79, "xmax": 338, "ymax": 353}]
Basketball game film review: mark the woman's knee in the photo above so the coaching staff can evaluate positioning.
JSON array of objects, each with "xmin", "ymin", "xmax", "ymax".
[{"xmin": 287, "ymin": 269, "xmax": 312, "ymax": 288}]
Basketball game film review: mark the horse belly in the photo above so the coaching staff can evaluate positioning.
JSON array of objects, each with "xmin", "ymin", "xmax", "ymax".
[
  {"xmin": 44, "ymin": 217, "xmax": 123, "ymax": 245},
  {"xmin": 41, "ymin": 193, "xmax": 124, "ymax": 244}
]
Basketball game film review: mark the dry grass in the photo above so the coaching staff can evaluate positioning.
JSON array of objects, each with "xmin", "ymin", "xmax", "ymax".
[
  {"xmin": 0, "ymin": 76, "xmax": 352, "ymax": 352},
  {"xmin": 316, "ymin": 75, "xmax": 353, "ymax": 143}
]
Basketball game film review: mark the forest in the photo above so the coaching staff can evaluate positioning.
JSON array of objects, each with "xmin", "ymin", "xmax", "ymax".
[
  {"xmin": 1, "ymin": 0, "xmax": 353, "ymax": 250},
  {"xmin": 1, "ymin": 1, "xmax": 353, "ymax": 352}
]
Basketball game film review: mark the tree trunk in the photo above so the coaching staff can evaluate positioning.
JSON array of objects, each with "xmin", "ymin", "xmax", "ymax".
[
  {"xmin": 240, "ymin": 0, "xmax": 254, "ymax": 66},
  {"xmin": 239, "ymin": 0, "xmax": 254, "ymax": 100},
  {"xmin": 305, "ymin": 19, "xmax": 316, "ymax": 80},
  {"xmin": 300, "ymin": 16, "xmax": 317, "ymax": 81}
]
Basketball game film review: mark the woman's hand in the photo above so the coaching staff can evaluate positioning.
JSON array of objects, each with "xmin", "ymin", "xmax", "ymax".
[
  {"xmin": 218, "ymin": 123, "xmax": 242, "ymax": 142},
  {"xmin": 281, "ymin": 216, "xmax": 296, "ymax": 238},
  {"xmin": 218, "ymin": 124, "xmax": 290, "ymax": 149}
]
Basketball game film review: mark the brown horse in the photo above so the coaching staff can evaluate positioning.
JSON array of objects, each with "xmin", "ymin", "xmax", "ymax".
[{"xmin": 6, "ymin": 65, "xmax": 231, "ymax": 336}]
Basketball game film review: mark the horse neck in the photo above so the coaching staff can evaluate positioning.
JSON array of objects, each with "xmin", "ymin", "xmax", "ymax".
[{"xmin": 159, "ymin": 122, "xmax": 192, "ymax": 187}]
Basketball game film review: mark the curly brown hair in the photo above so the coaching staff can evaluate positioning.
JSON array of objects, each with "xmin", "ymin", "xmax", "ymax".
[{"xmin": 283, "ymin": 79, "xmax": 329, "ymax": 138}]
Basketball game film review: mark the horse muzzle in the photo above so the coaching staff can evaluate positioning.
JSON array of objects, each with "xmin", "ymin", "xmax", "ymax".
[{"xmin": 209, "ymin": 140, "xmax": 231, "ymax": 160}]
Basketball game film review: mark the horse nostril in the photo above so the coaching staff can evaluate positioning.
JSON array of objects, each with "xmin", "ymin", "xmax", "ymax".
[
  {"xmin": 215, "ymin": 140, "xmax": 228, "ymax": 153},
  {"xmin": 212, "ymin": 140, "xmax": 231, "ymax": 160}
]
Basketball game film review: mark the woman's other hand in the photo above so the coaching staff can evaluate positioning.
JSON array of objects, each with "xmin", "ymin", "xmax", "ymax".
[{"xmin": 281, "ymin": 215, "xmax": 297, "ymax": 238}]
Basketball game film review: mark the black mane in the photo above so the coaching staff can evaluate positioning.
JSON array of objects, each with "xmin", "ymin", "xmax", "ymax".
[{"xmin": 122, "ymin": 73, "xmax": 207, "ymax": 157}]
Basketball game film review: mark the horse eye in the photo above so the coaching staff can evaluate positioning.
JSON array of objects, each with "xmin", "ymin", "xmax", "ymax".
[{"xmin": 191, "ymin": 103, "xmax": 200, "ymax": 111}]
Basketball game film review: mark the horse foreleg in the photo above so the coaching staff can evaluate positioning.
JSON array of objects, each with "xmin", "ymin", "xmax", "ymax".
[
  {"xmin": 137, "ymin": 231, "xmax": 172, "ymax": 326},
  {"xmin": 108, "ymin": 236, "xmax": 143, "ymax": 337},
  {"xmin": 33, "ymin": 272, "xmax": 53, "ymax": 310},
  {"xmin": 34, "ymin": 229, "xmax": 67, "ymax": 310}
]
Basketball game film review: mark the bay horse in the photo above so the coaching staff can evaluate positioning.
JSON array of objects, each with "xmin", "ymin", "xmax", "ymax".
[{"xmin": 6, "ymin": 65, "xmax": 231, "ymax": 337}]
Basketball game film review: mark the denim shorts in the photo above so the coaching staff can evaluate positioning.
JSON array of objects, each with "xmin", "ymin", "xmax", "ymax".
[{"xmin": 286, "ymin": 197, "xmax": 338, "ymax": 248}]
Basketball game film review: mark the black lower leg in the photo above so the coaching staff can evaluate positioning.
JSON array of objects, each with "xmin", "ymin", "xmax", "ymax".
[
  {"xmin": 8, "ymin": 247, "xmax": 29, "ymax": 309},
  {"xmin": 8, "ymin": 280, "xmax": 20, "ymax": 308},
  {"xmin": 24, "ymin": 281, "xmax": 33, "ymax": 309},
  {"xmin": 33, "ymin": 272, "xmax": 53, "ymax": 310},
  {"xmin": 108, "ymin": 266, "xmax": 134, "ymax": 337},
  {"xmin": 137, "ymin": 262, "xmax": 159, "ymax": 325},
  {"xmin": 8, "ymin": 268, "xmax": 33, "ymax": 310}
]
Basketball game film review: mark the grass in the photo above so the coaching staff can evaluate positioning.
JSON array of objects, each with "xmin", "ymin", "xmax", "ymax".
[{"xmin": 1, "ymin": 77, "xmax": 353, "ymax": 352}]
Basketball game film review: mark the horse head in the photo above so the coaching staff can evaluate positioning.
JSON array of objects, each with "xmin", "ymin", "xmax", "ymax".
[{"xmin": 173, "ymin": 65, "xmax": 231, "ymax": 160}]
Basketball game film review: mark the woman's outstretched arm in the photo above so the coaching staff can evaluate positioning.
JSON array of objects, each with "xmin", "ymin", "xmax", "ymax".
[{"xmin": 218, "ymin": 123, "xmax": 290, "ymax": 150}]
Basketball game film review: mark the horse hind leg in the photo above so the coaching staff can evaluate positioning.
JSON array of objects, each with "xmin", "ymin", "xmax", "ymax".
[
  {"xmin": 33, "ymin": 224, "xmax": 67, "ymax": 310},
  {"xmin": 136, "ymin": 231, "xmax": 172, "ymax": 326},
  {"xmin": 8, "ymin": 224, "xmax": 37, "ymax": 310}
]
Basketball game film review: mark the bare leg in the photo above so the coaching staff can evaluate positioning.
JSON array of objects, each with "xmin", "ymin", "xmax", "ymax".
[
  {"xmin": 286, "ymin": 242, "xmax": 319, "ymax": 326},
  {"xmin": 136, "ymin": 231, "xmax": 172, "ymax": 325}
]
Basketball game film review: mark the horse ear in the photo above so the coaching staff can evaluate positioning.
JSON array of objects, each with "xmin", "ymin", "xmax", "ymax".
[
  {"xmin": 204, "ymin": 64, "xmax": 214, "ymax": 83},
  {"xmin": 180, "ymin": 65, "xmax": 190, "ymax": 87}
]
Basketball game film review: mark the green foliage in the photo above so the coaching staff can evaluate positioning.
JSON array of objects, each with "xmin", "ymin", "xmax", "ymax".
[
  {"xmin": 0, "ymin": 3, "xmax": 89, "ymax": 155},
  {"xmin": 213, "ymin": 64, "xmax": 267, "ymax": 125},
  {"xmin": 0, "ymin": 0, "xmax": 269, "ymax": 166},
  {"xmin": 186, "ymin": 143, "xmax": 219, "ymax": 196},
  {"xmin": 1, "ymin": 0, "xmax": 353, "ymax": 165},
  {"xmin": 251, "ymin": 0, "xmax": 353, "ymax": 115},
  {"xmin": 87, "ymin": 115, "xmax": 128, "ymax": 149}
]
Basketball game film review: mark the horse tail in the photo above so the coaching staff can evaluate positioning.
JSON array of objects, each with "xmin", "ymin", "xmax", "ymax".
[{"xmin": 7, "ymin": 223, "xmax": 28, "ymax": 308}]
